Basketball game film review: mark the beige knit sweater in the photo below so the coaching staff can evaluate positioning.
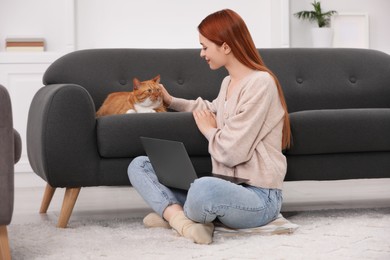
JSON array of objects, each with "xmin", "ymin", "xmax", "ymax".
[{"xmin": 169, "ymin": 71, "xmax": 287, "ymax": 189}]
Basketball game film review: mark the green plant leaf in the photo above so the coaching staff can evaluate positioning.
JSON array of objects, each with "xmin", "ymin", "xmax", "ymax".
[{"xmin": 294, "ymin": 1, "xmax": 337, "ymax": 28}]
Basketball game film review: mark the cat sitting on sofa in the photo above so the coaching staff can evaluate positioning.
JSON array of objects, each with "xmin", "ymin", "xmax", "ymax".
[{"xmin": 96, "ymin": 75, "xmax": 166, "ymax": 117}]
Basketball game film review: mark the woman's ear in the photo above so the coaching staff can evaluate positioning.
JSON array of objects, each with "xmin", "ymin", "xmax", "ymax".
[{"xmin": 222, "ymin": 42, "xmax": 231, "ymax": 54}]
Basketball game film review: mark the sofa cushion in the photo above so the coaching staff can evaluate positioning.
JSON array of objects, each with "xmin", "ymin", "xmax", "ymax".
[
  {"xmin": 286, "ymin": 108, "xmax": 390, "ymax": 155},
  {"xmin": 97, "ymin": 112, "xmax": 209, "ymax": 158}
]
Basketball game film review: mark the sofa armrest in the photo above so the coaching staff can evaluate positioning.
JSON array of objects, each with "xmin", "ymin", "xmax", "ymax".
[
  {"xmin": 0, "ymin": 85, "xmax": 14, "ymax": 225},
  {"xmin": 27, "ymin": 84, "xmax": 100, "ymax": 187},
  {"xmin": 13, "ymin": 130, "xmax": 21, "ymax": 164}
]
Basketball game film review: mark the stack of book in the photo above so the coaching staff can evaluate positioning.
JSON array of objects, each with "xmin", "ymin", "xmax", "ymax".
[{"xmin": 5, "ymin": 38, "xmax": 45, "ymax": 52}]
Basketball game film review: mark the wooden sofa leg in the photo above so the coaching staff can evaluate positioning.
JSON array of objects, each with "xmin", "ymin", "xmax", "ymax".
[
  {"xmin": 40, "ymin": 184, "xmax": 56, "ymax": 213},
  {"xmin": 57, "ymin": 187, "xmax": 81, "ymax": 228},
  {"xmin": 0, "ymin": 225, "xmax": 11, "ymax": 260}
]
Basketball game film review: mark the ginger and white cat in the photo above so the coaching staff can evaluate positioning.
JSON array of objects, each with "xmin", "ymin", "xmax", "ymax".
[{"xmin": 96, "ymin": 75, "xmax": 166, "ymax": 117}]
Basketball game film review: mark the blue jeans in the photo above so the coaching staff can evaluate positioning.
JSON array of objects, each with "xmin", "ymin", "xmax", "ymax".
[{"xmin": 128, "ymin": 156, "xmax": 283, "ymax": 229}]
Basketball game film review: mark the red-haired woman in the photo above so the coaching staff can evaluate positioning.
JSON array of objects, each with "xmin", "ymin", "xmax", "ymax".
[{"xmin": 128, "ymin": 9, "xmax": 291, "ymax": 245}]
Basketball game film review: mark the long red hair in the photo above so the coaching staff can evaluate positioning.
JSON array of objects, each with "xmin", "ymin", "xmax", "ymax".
[{"xmin": 198, "ymin": 9, "xmax": 291, "ymax": 149}]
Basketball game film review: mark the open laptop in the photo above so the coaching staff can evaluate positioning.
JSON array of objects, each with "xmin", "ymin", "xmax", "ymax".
[{"xmin": 140, "ymin": 136, "xmax": 249, "ymax": 190}]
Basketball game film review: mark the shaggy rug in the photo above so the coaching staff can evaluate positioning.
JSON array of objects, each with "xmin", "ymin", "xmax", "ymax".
[{"xmin": 8, "ymin": 208, "xmax": 390, "ymax": 260}]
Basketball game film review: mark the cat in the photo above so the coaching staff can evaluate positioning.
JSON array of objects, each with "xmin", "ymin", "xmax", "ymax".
[{"xmin": 96, "ymin": 75, "xmax": 167, "ymax": 117}]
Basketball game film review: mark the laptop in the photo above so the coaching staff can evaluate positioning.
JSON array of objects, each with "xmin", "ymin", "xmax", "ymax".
[{"xmin": 140, "ymin": 136, "xmax": 249, "ymax": 190}]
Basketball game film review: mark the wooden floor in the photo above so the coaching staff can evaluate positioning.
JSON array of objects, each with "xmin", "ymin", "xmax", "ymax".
[{"xmin": 11, "ymin": 172, "xmax": 390, "ymax": 225}]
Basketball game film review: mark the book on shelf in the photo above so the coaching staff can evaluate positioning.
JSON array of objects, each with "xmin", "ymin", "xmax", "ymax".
[{"xmin": 5, "ymin": 38, "xmax": 45, "ymax": 52}]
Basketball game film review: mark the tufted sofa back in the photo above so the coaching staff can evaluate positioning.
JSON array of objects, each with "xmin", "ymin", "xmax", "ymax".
[
  {"xmin": 43, "ymin": 49, "xmax": 227, "ymax": 111},
  {"xmin": 43, "ymin": 48, "xmax": 390, "ymax": 113},
  {"xmin": 261, "ymin": 48, "xmax": 390, "ymax": 113}
]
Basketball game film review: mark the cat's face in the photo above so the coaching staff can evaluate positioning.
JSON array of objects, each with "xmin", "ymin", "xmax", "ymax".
[{"xmin": 132, "ymin": 75, "xmax": 163, "ymax": 107}]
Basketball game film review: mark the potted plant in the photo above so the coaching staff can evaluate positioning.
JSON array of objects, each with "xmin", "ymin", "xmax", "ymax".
[{"xmin": 294, "ymin": 0, "xmax": 337, "ymax": 47}]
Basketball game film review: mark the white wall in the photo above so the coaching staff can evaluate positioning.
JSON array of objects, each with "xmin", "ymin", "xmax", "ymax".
[
  {"xmin": 76, "ymin": 0, "xmax": 287, "ymax": 49},
  {"xmin": 0, "ymin": 0, "xmax": 75, "ymax": 52},
  {"xmin": 3, "ymin": 0, "xmax": 388, "ymax": 53},
  {"xmin": 290, "ymin": 0, "xmax": 390, "ymax": 54},
  {"xmin": 0, "ymin": 0, "xmax": 288, "ymax": 52}
]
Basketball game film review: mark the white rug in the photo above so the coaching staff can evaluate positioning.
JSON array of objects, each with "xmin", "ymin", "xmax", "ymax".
[{"xmin": 8, "ymin": 208, "xmax": 390, "ymax": 260}]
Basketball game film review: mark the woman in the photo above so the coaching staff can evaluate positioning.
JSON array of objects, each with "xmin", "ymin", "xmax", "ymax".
[{"xmin": 128, "ymin": 9, "xmax": 291, "ymax": 245}]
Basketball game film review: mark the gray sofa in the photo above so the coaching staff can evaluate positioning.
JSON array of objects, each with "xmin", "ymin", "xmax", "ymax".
[
  {"xmin": 1, "ymin": 84, "xmax": 22, "ymax": 259},
  {"xmin": 27, "ymin": 48, "xmax": 390, "ymax": 228}
]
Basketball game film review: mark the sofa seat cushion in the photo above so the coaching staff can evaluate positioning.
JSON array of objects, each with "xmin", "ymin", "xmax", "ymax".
[
  {"xmin": 286, "ymin": 108, "xmax": 390, "ymax": 155},
  {"xmin": 97, "ymin": 112, "xmax": 208, "ymax": 158}
]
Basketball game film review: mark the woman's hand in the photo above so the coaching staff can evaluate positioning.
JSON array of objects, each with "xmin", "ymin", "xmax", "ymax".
[
  {"xmin": 159, "ymin": 84, "xmax": 173, "ymax": 107},
  {"xmin": 193, "ymin": 110, "xmax": 217, "ymax": 136}
]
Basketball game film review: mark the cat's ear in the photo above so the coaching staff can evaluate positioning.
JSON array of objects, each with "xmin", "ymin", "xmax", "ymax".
[
  {"xmin": 133, "ymin": 78, "xmax": 141, "ymax": 90},
  {"xmin": 152, "ymin": 75, "xmax": 161, "ymax": 84}
]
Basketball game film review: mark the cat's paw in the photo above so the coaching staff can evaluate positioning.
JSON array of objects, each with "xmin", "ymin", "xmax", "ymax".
[
  {"xmin": 138, "ymin": 109, "xmax": 156, "ymax": 113},
  {"xmin": 126, "ymin": 109, "xmax": 136, "ymax": 113}
]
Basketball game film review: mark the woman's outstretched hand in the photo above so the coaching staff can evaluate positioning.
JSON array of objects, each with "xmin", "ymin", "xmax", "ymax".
[{"xmin": 159, "ymin": 84, "xmax": 173, "ymax": 107}]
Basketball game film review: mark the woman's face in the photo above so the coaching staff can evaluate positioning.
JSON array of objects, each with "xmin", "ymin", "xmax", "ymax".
[{"xmin": 199, "ymin": 34, "xmax": 226, "ymax": 70}]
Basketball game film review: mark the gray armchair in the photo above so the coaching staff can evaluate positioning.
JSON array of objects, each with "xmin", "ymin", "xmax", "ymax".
[{"xmin": 0, "ymin": 84, "xmax": 21, "ymax": 260}]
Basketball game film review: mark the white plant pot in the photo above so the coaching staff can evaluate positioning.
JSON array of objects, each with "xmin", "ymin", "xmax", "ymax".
[{"xmin": 311, "ymin": 27, "xmax": 333, "ymax": 47}]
